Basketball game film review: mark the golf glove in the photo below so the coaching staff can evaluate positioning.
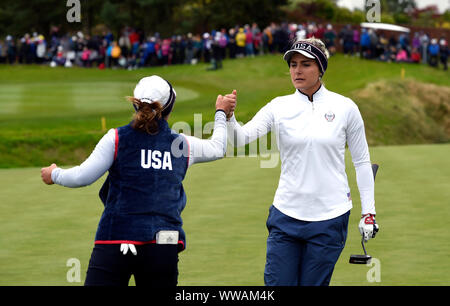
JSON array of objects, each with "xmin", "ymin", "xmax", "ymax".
[
  {"xmin": 359, "ymin": 214, "xmax": 379, "ymax": 242},
  {"xmin": 120, "ymin": 243, "xmax": 137, "ymax": 256}
]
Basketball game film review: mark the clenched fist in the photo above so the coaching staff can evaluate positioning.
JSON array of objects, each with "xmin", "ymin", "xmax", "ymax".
[{"xmin": 41, "ymin": 163, "xmax": 57, "ymax": 185}]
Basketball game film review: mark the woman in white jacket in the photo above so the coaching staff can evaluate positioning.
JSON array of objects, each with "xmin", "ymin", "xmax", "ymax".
[{"xmin": 226, "ymin": 38, "xmax": 379, "ymax": 286}]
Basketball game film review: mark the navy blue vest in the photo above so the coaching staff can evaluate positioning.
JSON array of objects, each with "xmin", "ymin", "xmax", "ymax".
[{"xmin": 96, "ymin": 120, "xmax": 189, "ymax": 251}]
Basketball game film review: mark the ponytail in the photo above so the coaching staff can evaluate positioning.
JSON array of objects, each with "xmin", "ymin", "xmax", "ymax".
[{"xmin": 127, "ymin": 97, "xmax": 163, "ymax": 135}]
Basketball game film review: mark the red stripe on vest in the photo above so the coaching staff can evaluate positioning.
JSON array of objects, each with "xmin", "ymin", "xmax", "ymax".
[{"xmin": 114, "ymin": 128, "xmax": 119, "ymax": 160}]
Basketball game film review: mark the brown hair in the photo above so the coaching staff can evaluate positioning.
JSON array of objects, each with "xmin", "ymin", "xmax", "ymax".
[{"xmin": 127, "ymin": 97, "xmax": 163, "ymax": 135}]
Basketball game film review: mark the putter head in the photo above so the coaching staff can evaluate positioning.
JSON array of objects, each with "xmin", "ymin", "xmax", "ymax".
[
  {"xmin": 349, "ymin": 254, "xmax": 371, "ymax": 264},
  {"xmin": 349, "ymin": 237, "xmax": 372, "ymax": 264}
]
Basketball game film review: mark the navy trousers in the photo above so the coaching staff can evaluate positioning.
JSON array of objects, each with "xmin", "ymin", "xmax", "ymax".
[
  {"xmin": 84, "ymin": 244, "xmax": 179, "ymax": 286},
  {"xmin": 264, "ymin": 205, "xmax": 350, "ymax": 286}
]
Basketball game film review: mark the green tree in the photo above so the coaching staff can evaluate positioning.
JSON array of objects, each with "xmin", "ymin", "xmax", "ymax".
[
  {"xmin": 380, "ymin": 0, "xmax": 416, "ymax": 15},
  {"xmin": 175, "ymin": 0, "xmax": 288, "ymax": 33},
  {"xmin": 379, "ymin": 0, "xmax": 416, "ymax": 24},
  {"xmin": 0, "ymin": 0, "xmax": 67, "ymax": 37}
]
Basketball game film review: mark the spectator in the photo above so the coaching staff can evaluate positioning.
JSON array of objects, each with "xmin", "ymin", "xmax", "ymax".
[
  {"xmin": 376, "ymin": 34, "xmax": 388, "ymax": 59},
  {"xmin": 228, "ymin": 28, "xmax": 237, "ymax": 59},
  {"xmin": 263, "ymin": 26, "xmax": 274, "ymax": 54},
  {"xmin": 339, "ymin": 25, "xmax": 353, "ymax": 56},
  {"xmin": 378, "ymin": 47, "xmax": 389, "ymax": 62},
  {"xmin": 192, "ymin": 34, "xmax": 202, "ymax": 63},
  {"xmin": 323, "ymin": 24, "xmax": 336, "ymax": 56},
  {"xmin": 0, "ymin": 39, "xmax": 5, "ymax": 63},
  {"xmin": 296, "ymin": 24, "xmax": 306, "ymax": 41},
  {"xmin": 412, "ymin": 32, "xmax": 421, "ymax": 51},
  {"xmin": 185, "ymin": 33, "xmax": 195, "ymax": 64},
  {"xmin": 128, "ymin": 29, "xmax": 140, "ymax": 57},
  {"xmin": 6, "ymin": 35, "xmax": 16, "ymax": 64},
  {"xmin": 368, "ymin": 29, "xmax": 378, "ymax": 59},
  {"xmin": 244, "ymin": 25, "xmax": 254, "ymax": 57},
  {"xmin": 208, "ymin": 31, "xmax": 223, "ymax": 71},
  {"xmin": 252, "ymin": 23, "xmax": 262, "ymax": 56},
  {"xmin": 98, "ymin": 39, "xmax": 107, "ymax": 67},
  {"xmin": 306, "ymin": 23, "xmax": 316, "ymax": 38},
  {"xmin": 273, "ymin": 23, "xmax": 289, "ymax": 53},
  {"xmin": 396, "ymin": 48, "xmax": 408, "ymax": 62},
  {"xmin": 218, "ymin": 29, "xmax": 228, "ymax": 60},
  {"xmin": 178, "ymin": 35, "xmax": 187, "ymax": 65},
  {"xmin": 110, "ymin": 41, "xmax": 122, "ymax": 67},
  {"xmin": 118, "ymin": 30, "xmax": 131, "ymax": 61},
  {"xmin": 428, "ymin": 38, "xmax": 439, "ymax": 68},
  {"xmin": 388, "ymin": 45, "xmax": 397, "ymax": 62},
  {"xmin": 360, "ymin": 29, "xmax": 371, "ymax": 59},
  {"xmin": 315, "ymin": 24, "xmax": 325, "ymax": 39},
  {"xmin": 439, "ymin": 38, "xmax": 448, "ymax": 71},
  {"xmin": 235, "ymin": 28, "xmax": 246, "ymax": 58},
  {"xmin": 410, "ymin": 47, "xmax": 421, "ymax": 63},
  {"xmin": 81, "ymin": 46, "xmax": 91, "ymax": 67},
  {"xmin": 161, "ymin": 38, "xmax": 172, "ymax": 65},
  {"xmin": 419, "ymin": 32, "xmax": 429, "ymax": 65},
  {"xmin": 202, "ymin": 33, "xmax": 212, "ymax": 63},
  {"xmin": 353, "ymin": 28, "xmax": 360, "ymax": 56},
  {"xmin": 53, "ymin": 45, "xmax": 66, "ymax": 66},
  {"xmin": 399, "ymin": 33, "xmax": 407, "ymax": 50},
  {"xmin": 89, "ymin": 46, "xmax": 100, "ymax": 68}
]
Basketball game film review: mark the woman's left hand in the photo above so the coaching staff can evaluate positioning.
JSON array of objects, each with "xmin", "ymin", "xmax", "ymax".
[
  {"xmin": 359, "ymin": 214, "xmax": 379, "ymax": 242},
  {"xmin": 41, "ymin": 163, "xmax": 57, "ymax": 185},
  {"xmin": 224, "ymin": 90, "xmax": 237, "ymax": 119}
]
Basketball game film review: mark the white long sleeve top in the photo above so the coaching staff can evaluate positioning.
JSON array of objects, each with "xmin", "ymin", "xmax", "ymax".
[
  {"xmin": 228, "ymin": 85, "xmax": 375, "ymax": 221},
  {"xmin": 52, "ymin": 111, "xmax": 227, "ymax": 187}
]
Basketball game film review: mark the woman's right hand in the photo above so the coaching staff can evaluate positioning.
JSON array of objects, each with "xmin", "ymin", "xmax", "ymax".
[{"xmin": 224, "ymin": 90, "xmax": 237, "ymax": 119}]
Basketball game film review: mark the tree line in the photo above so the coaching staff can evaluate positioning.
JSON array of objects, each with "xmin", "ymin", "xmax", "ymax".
[
  {"xmin": 0, "ymin": 0, "xmax": 448, "ymax": 39},
  {"xmin": 0, "ymin": 0, "xmax": 288, "ymax": 38}
]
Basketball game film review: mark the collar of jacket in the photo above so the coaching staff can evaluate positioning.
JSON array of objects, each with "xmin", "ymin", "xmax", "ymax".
[{"xmin": 295, "ymin": 84, "xmax": 326, "ymax": 103}]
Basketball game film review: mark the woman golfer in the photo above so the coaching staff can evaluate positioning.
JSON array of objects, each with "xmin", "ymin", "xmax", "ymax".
[
  {"xmin": 41, "ymin": 75, "xmax": 235, "ymax": 286},
  {"xmin": 226, "ymin": 38, "xmax": 379, "ymax": 286}
]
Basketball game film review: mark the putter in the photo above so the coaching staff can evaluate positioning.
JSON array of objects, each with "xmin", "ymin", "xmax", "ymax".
[
  {"xmin": 349, "ymin": 238, "xmax": 371, "ymax": 264},
  {"xmin": 349, "ymin": 163, "xmax": 379, "ymax": 265}
]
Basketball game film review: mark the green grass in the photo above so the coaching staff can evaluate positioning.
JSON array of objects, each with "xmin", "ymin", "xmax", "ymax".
[
  {"xmin": 1, "ymin": 144, "xmax": 449, "ymax": 285},
  {"xmin": 0, "ymin": 54, "xmax": 449, "ymax": 286},
  {"xmin": 0, "ymin": 54, "xmax": 449, "ymax": 167}
]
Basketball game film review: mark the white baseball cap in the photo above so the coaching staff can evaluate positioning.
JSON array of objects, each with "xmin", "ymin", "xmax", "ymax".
[{"xmin": 133, "ymin": 75, "xmax": 176, "ymax": 107}]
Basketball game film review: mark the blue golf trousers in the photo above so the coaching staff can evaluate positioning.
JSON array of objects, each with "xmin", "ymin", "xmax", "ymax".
[{"xmin": 264, "ymin": 205, "xmax": 350, "ymax": 286}]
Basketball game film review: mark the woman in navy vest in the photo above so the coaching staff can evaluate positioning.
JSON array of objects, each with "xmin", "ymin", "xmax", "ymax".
[{"xmin": 41, "ymin": 75, "xmax": 235, "ymax": 286}]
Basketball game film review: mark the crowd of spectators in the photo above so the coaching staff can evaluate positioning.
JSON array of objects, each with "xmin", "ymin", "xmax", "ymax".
[
  {"xmin": 338, "ymin": 24, "xmax": 448, "ymax": 70},
  {"xmin": 0, "ymin": 22, "xmax": 448, "ymax": 71}
]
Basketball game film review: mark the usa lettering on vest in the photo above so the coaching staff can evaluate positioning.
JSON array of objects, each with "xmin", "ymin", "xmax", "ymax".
[{"xmin": 141, "ymin": 150, "xmax": 173, "ymax": 170}]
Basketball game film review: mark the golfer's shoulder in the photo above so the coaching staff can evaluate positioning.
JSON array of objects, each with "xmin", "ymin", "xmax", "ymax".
[
  {"xmin": 325, "ymin": 88, "xmax": 358, "ymax": 111},
  {"xmin": 267, "ymin": 92, "xmax": 297, "ymax": 107}
]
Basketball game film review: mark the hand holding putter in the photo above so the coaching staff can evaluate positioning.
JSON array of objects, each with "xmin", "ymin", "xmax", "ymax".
[{"xmin": 349, "ymin": 164, "xmax": 380, "ymax": 264}]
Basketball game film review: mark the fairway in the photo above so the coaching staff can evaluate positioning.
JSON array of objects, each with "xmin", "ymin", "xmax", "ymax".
[{"xmin": 1, "ymin": 143, "xmax": 449, "ymax": 285}]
